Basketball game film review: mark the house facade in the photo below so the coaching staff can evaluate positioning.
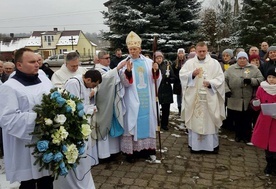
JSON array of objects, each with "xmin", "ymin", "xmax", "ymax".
[{"xmin": 0, "ymin": 28, "xmax": 97, "ymax": 61}]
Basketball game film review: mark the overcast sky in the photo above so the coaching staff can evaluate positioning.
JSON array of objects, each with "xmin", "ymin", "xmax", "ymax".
[
  {"xmin": 0, "ymin": 0, "xmax": 109, "ymax": 34},
  {"xmin": 0, "ymin": 0, "xmax": 243, "ymax": 35}
]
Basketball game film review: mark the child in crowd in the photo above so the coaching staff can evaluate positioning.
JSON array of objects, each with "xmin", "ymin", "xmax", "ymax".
[{"xmin": 251, "ymin": 67, "xmax": 276, "ymax": 175}]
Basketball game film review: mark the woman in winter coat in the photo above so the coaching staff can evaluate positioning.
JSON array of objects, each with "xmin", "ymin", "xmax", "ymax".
[
  {"xmin": 155, "ymin": 51, "xmax": 176, "ymax": 130},
  {"xmin": 251, "ymin": 67, "xmax": 276, "ymax": 175},
  {"xmin": 224, "ymin": 52, "xmax": 264, "ymax": 143},
  {"xmin": 260, "ymin": 46, "xmax": 276, "ymax": 78},
  {"xmin": 172, "ymin": 48, "xmax": 186, "ymax": 115}
]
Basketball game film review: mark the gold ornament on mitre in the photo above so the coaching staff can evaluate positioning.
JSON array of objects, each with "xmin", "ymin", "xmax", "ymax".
[{"xmin": 126, "ymin": 31, "xmax": 142, "ymax": 48}]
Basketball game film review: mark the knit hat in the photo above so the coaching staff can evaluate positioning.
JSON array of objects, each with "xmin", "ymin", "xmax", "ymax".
[
  {"xmin": 154, "ymin": 51, "xmax": 163, "ymax": 58},
  {"xmin": 237, "ymin": 52, "xmax": 249, "ymax": 60},
  {"xmin": 267, "ymin": 67, "xmax": 276, "ymax": 78},
  {"xmin": 177, "ymin": 48, "xmax": 185, "ymax": 54},
  {"xmin": 222, "ymin": 49, "xmax": 234, "ymax": 58},
  {"xmin": 249, "ymin": 54, "xmax": 260, "ymax": 62},
  {"xmin": 267, "ymin": 46, "xmax": 276, "ymax": 52}
]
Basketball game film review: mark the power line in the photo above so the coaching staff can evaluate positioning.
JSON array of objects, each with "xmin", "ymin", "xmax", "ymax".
[
  {"xmin": 0, "ymin": 9, "xmax": 103, "ymax": 23},
  {"xmin": 0, "ymin": 23, "xmax": 106, "ymax": 29}
]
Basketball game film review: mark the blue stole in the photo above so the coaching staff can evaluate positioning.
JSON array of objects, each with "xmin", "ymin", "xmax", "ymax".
[{"xmin": 133, "ymin": 58, "xmax": 150, "ymax": 139}]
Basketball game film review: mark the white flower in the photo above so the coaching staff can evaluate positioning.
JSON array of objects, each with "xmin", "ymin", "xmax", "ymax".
[
  {"xmin": 57, "ymin": 88, "xmax": 64, "ymax": 94},
  {"xmin": 51, "ymin": 132, "xmax": 62, "ymax": 145},
  {"xmin": 64, "ymin": 144, "xmax": 79, "ymax": 164},
  {"xmin": 44, "ymin": 118, "xmax": 53, "ymax": 126},
  {"xmin": 81, "ymin": 124, "xmax": 92, "ymax": 139},
  {"xmin": 59, "ymin": 126, "xmax": 69, "ymax": 140},
  {"xmin": 54, "ymin": 114, "xmax": 67, "ymax": 124},
  {"xmin": 66, "ymin": 99, "xmax": 76, "ymax": 112},
  {"xmin": 51, "ymin": 126, "xmax": 68, "ymax": 145}
]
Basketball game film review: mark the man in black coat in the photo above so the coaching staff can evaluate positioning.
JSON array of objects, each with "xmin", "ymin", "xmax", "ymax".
[{"xmin": 110, "ymin": 48, "xmax": 124, "ymax": 69}]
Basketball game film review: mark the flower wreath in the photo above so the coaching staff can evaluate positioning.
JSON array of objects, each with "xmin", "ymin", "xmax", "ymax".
[{"xmin": 29, "ymin": 88, "xmax": 92, "ymax": 179}]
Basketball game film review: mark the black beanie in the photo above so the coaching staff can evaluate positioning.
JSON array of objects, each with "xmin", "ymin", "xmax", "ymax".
[{"xmin": 267, "ymin": 67, "xmax": 276, "ymax": 78}]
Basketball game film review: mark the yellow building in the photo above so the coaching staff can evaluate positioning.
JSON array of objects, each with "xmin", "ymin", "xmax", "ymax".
[{"xmin": 26, "ymin": 28, "xmax": 97, "ymax": 61}]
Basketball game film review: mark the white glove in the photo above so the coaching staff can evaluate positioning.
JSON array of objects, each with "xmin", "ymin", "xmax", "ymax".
[
  {"xmin": 252, "ymin": 99, "xmax": 261, "ymax": 107},
  {"xmin": 272, "ymin": 114, "xmax": 276, "ymax": 119}
]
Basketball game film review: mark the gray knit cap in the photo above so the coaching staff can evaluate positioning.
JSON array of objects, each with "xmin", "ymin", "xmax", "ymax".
[
  {"xmin": 267, "ymin": 46, "xmax": 276, "ymax": 52},
  {"xmin": 222, "ymin": 49, "xmax": 234, "ymax": 58}
]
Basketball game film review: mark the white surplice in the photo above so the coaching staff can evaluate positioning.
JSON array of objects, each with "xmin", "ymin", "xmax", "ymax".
[
  {"xmin": 179, "ymin": 54, "xmax": 225, "ymax": 151},
  {"xmin": 0, "ymin": 74, "xmax": 53, "ymax": 183},
  {"xmin": 51, "ymin": 64, "xmax": 87, "ymax": 88},
  {"xmin": 119, "ymin": 55, "xmax": 161, "ymax": 154},
  {"xmin": 53, "ymin": 75, "xmax": 97, "ymax": 189}
]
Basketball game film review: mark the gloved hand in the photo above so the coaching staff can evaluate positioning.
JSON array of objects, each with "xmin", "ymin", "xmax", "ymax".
[
  {"xmin": 244, "ymin": 78, "xmax": 251, "ymax": 85},
  {"xmin": 272, "ymin": 114, "xmax": 276, "ymax": 119},
  {"xmin": 252, "ymin": 99, "xmax": 261, "ymax": 107},
  {"xmin": 225, "ymin": 92, "xmax": 232, "ymax": 98}
]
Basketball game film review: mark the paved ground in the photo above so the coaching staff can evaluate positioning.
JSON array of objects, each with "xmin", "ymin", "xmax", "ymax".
[
  {"xmin": 1, "ymin": 99, "xmax": 276, "ymax": 188},
  {"xmin": 92, "ymin": 112, "xmax": 276, "ymax": 189}
]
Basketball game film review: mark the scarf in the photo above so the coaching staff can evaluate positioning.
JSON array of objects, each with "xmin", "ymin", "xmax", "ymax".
[{"xmin": 261, "ymin": 81, "xmax": 276, "ymax": 95}]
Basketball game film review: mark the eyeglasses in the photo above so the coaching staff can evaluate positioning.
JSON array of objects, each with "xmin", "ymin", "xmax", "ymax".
[{"xmin": 101, "ymin": 57, "xmax": 110, "ymax": 60}]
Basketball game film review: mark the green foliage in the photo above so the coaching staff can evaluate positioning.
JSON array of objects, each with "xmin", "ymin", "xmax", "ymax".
[
  {"xmin": 238, "ymin": 0, "xmax": 276, "ymax": 48},
  {"xmin": 29, "ymin": 88, "xmax": 91, "ymax": 179},
  {"xmin": 102, "ymin": 0, "xmax": 201, "ymax": 55}
]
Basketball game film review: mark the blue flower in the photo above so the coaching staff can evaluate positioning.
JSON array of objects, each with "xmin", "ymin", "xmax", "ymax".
[
  {"xmin": 78, "ymin": 145, "xmax": 85, "ymax": 155},
  {"xmin": 69, "ymin": 94, "xmax": 75, "ymax": 98},
  {"xmin": 56, "ymin": 97, "xmax": 66, "ymax": 107},
  {"xmin": 42, "ymin": 152, "xmax": 54, "ymax": 163},
  {"xmin": 62, "ymin": 145, "xmax": 67, "ymax": 152},
  {"xmin": 76, "ymin": 103, "xmax": 84, "ymax": 111},
  {"xmin": 59, "ymin": 161, "xmax": 65, "ymax": 168},
  {"xmin": 37, "ymin": 140, "xmax": 49, "ymax": 152},
  {"xmin": 60, "ymin": 167, "xmax": 68, "ymax": 176},
  {"xmin": 53, "ymin": 152, "xmax": 64, "ymax": 162},
  {"xmin": 65, "ymin": 105, "xmax": 72, "ymax": 113},
  {"xmin": 59, "ymin": 162, "xmax": 68, "ymax": 176},
  {"xmin": 50, "ymin": 91, "xmax": 61, "ymax": 99},
  {"xmin": 78, "ymin": 110, "xmax": 84, "ymax": 117}
]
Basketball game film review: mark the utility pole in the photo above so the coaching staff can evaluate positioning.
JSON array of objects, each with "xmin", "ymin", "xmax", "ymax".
[{"xmin": 69, "ymin": 36, "xmax": 75, "ymax": 50}]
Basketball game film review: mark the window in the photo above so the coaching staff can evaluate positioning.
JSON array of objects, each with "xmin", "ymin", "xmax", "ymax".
[
  {"xmin": 51, "ymin": 36, "xmax": 54, "ymax": 41},
  {"xmin": 83, "ymin": 48, "xmax": 86, "ymax": 56},
  {"xmin": 44, "ymin": 36, "xmax": 47, "ymax": 41}
]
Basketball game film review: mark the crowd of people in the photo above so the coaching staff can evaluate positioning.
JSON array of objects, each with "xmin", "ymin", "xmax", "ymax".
[{"xmin": 0, "ymin": 32, "xmax": 275, "ymax": 188}]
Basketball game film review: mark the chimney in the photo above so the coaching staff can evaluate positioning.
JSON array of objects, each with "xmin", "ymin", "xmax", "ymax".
[
  {"xmin": 10, "ymin": 33, "xmax": 14, "ymax": 38},
  {"xmin": 53, "ymin": 28, "xmax": 58, "ymax": 32}
]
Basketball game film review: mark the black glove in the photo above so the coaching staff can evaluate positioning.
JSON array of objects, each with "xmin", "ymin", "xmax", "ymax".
[
  {"xmin": 243, "ymin": 78, "xmax": 251, "ymax": 85},
  {"xmin": 225, "ymin": 92, "xmax": 232, "ymax": 98}
]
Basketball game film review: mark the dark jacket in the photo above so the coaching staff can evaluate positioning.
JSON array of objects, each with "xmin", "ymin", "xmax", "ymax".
[
  {"xmin": 158, "ymin": 60, "xmax": 177, "ymax": 104},
  {"xmin": 260, "ymin": 59, "xmax": 276, "ymax": 78},
  {"xmin": 40, "ymin": 64, "xmax": 54, "ymax": 80},
  {"xmin": 0, "ymin": 72, "xmax": 9, "ymax": 83},
  {"xmin": 172, "ymin": 59, "xmax": 185, "ymax": 95},
  {"xmin": 110, "ymin": 56, "xmax": 124, "ymax": 69}
]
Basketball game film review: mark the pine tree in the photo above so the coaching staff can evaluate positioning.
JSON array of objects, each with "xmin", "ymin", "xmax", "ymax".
[
  {"xmin": 198, "ymin": 8, "xmax": 218, "ymax": 52},
  {"xmin": 238, "ymin": 0, "xmax": 276, "ymax": 48},
  {"xmin": 102, "ymin": 0, "xmax": 201, "ymax": 55}
]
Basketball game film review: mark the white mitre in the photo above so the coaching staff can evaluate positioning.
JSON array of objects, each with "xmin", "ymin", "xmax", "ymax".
[{"xmin": 126, "ymin": 31, "xmax": 142, "ymax": 48}]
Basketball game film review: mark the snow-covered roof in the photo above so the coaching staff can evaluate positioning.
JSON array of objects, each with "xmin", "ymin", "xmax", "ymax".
[
  {"xmin": 90, "ymin": 41, "xmax": 97, "ymax": 47},
  {"xmin": 56, "ymin": 36, "xmax": 79, "ymax": 46},
  {"xmin": 0, "ymin": 38, "xmax": 29, "ymax": 52},
  {"xmin": 26, "ymin": 36, "xmax": 41, "ymax": 47}
]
